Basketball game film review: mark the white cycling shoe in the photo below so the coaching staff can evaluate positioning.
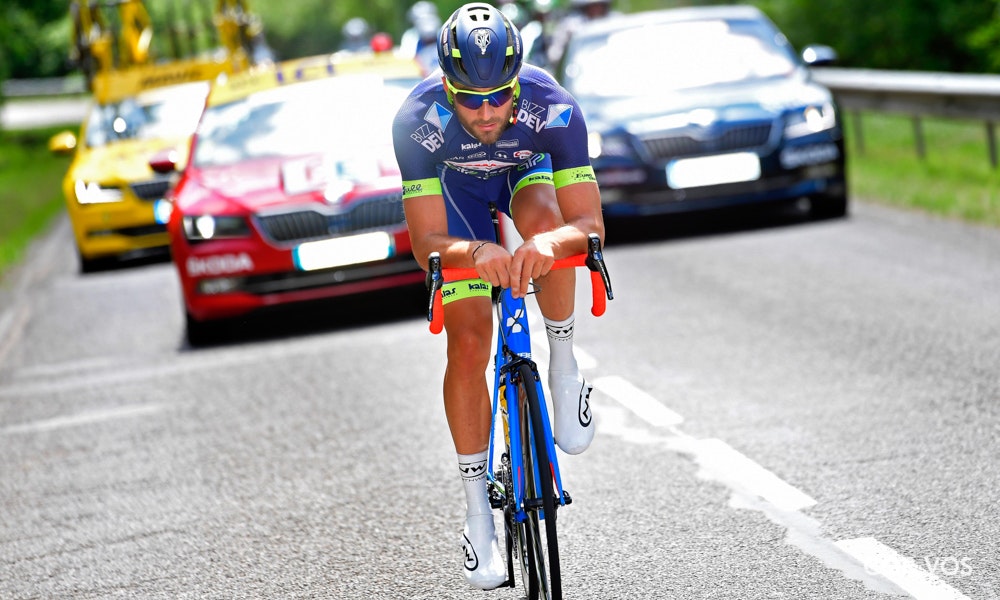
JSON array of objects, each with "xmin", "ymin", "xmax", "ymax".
[
  {"xmin": 462, "ymin": 513, "xmax": 506, "ymax": 590},
  {"xmin": 549, "ymin": 369, "xmax": 595, "ymax": 455}
]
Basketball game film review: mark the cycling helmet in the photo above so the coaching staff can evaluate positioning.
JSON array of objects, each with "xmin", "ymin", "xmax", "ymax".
[{"xmin": 438, "ymin": 2, "xmax": 523, "ymax": 89}]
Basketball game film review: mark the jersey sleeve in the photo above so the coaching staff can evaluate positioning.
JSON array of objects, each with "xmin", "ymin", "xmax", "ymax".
[
  {"xmin": 520, "ymin": 66, "xmax": 597, "ymax": 189},
  {"xmin": 392, "ymin": 81, "xmax": 444, "ymax": 200}
]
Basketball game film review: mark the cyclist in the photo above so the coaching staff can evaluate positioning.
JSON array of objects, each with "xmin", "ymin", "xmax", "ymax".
[
  {"xmin": 392, "ymin": 2, "xmax": 604, "ymax": 590},
  {"xmin": 547, "ymin": 0, "xmax": 617, "ymax": 70}
]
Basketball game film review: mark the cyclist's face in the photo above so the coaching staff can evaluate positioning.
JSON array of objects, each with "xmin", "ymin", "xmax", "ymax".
[{"xmin": 447, "ymin": 79, "xmax": 515, "ymax": 145}]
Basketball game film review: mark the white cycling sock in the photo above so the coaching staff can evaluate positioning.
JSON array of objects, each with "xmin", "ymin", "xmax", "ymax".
[
  {"xmin": 458, "ymin": 452, "xmax": 505, "ymax": 590},
  {"xmin": 458, "ymin": 451, "xmax": 491, "ymax": 516},
  {"xmin": 545, "ymin": 314, "xmax": 578, "ymax": 372}
]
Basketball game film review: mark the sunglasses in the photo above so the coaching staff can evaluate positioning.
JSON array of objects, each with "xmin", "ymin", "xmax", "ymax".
[{"xmin": 445, "ymin": 78, "xmax": 518, "ymax": 110}]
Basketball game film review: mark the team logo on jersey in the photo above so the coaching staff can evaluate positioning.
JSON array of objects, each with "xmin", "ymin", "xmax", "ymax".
[
  {"xmin": 444, "ymin": 158, "xmax": 518, "ymax": 178},
  {"xmin": 474, "ymin": 29, "xmax": 491, "ymax": 54},
  {"xmin": 546, "ymin": 104, "xmax": 573, "ymax": 128},
  {"xmin": 411, "ymin": 123, "xmax": 444, "ymax": 152},
  {"xmin": 516, "ymin": 101, "xmax": 548, "ymax": 133},
  {"xmin": 496, "ymin": 139, "xmax": 519, "ymax": 149},
  {"xmin": 424, "ymin": 102, "xmax": 453, "ymax": 132}
]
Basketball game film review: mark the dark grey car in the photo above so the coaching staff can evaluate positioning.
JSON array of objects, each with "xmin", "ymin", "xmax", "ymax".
[{"xmin": 556, "ymin": 5, "xmax": 848, "ymax": 218}]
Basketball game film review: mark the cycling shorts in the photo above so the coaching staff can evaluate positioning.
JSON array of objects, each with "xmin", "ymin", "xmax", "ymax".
[
  {"xmin": 438, "ymin": 153, "xmax": 554, "ymax": 242},
  {"xmin": 441, "ymin": 278, "xmax": 492, "ymax": 305}
]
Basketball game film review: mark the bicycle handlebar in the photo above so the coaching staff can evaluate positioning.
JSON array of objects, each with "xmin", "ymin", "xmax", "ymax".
[{"xmin": 426, "ymin": 232, "xmax": 613, "ymax": 334}]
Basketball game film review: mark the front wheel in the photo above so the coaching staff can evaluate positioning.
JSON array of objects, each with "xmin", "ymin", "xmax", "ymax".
[{"xmin": 516, "ymin": 363, "xmax": 562, "ymax": 600}]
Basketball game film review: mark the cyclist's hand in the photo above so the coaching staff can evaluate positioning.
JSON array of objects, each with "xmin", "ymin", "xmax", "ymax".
[
  {"xmin": 510, "ymin": 239, "xmax": 555, "ymax": 298},
  {"xmin": 473, "ymin": 242, "xmax": 513, "ymax": 290}
]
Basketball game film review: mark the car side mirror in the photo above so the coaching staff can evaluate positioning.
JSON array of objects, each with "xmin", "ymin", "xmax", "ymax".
[
  {"xmin": 149, "ymin": 149, "xmax": 180, "ymax": 174},
  {"xmin": 48, "ymin": 131, "xmax": 78, "ymax": 155},
  {"xmin": 801, "ymin": 44, "xmax": 838, "ymax": 67}
]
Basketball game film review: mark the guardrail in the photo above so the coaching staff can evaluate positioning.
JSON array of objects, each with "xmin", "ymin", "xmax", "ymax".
[
  {"xmin": 2, "ymin": 76, "xmax": 87, "ymax": 98},
  {"xmin": 811, "ymin": 67, "xmax": 1000, "ymax": 168}
]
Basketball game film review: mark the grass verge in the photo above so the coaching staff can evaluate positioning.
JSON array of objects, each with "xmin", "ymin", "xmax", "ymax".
[
  {"xmin": 0, "ymin": 126, "xmax": 71, "ymax": 279},
  {"xmin": 844, "ymin": 111, "xmax": 1000, "ymax": 227}
]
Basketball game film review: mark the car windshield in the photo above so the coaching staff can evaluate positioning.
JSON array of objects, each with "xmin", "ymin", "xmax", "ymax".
[
  {"xmin": 84, "ymin": 81, "xmax": 210, "ymax": 148},
  {"xmin": 192, "ymin": 74, "xmax": 418, "ymax": 168},
  {"xmin": 562, "ymin": 18, "xmax": 798, "ymax": 99}
]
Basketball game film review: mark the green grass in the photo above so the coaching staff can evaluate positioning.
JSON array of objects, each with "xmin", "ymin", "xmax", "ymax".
[
  {"xmin": 844, "ymin": 111, "xmax": 1000, "ymax": 227},
  {"xmin": 0, "ymin": 126, "xmax": 72, "ymax": 278}
]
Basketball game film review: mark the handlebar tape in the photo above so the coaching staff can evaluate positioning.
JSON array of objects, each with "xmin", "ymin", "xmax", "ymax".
[{"xmin": 428, "ymin": 254, "xmax": 607, "ymax": 334}]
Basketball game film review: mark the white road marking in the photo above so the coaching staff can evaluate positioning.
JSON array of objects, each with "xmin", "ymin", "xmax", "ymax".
[
  {"xmin": 589, "ymin": 367, "xmax": 971, "ymax": 598},
  {"xmin": 683, "ymin": 437, "xmax": 817, "ymax": 511},
  {"xmin": 2, "ymin": 404, "xmax": 166, "ymax": 435},
  {"xmin": 835, "ymin": 537, "xmax": 972, "ymax": 600},
  {"xmin": 592, "ymin": 375, "xmax": 684, "ymax": 427}
]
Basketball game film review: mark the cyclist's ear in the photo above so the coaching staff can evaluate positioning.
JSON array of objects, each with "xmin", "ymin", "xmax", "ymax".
[{"xmin": 509, "ymin": 80, "xmax": 521, "ymax": 124}]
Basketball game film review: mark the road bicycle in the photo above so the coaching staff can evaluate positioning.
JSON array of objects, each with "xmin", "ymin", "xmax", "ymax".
[{"xmin": 425, "ymin": 213, "xmax": 613, "ymax": 600}]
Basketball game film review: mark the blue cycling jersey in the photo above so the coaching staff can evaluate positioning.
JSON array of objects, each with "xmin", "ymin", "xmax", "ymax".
[{"xmin": 392, "ymin": 64, "xmax": 597, "ymax": 240}]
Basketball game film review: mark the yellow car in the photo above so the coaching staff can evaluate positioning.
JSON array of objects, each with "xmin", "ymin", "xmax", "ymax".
[{"xmin": 49, "ymin": 58, "xmax": 232, "ymax": 272}]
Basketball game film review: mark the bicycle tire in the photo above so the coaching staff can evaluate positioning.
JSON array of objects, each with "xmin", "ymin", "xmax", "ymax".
[{"xmin": 517, "ymin": 362, "xmax": 562, "ymax": 600}]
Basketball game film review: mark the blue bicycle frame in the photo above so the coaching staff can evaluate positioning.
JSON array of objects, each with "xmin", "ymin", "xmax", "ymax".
[{"xmin": 488, "ymin": 287, "xmax": 567, "ymax": 524}]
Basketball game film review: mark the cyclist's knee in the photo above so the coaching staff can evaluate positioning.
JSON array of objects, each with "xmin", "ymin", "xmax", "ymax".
[
  {"xmin": 444, "ymin": 299, "xmax": 493, "ymax": 369},
  {"xmin": 447, "ymin": 325, "xmax": 491, "ymax": 370}
]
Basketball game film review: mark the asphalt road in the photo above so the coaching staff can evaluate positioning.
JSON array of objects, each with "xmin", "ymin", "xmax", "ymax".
[{"xmin": 1, "ymin": 201, "xmax": 998, "ymax": 599}]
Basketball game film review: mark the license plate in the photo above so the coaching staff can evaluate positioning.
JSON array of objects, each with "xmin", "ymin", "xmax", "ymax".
[
  {"xmin": 666, "ymin": 152, "xmax": 761, "ymax": 189},
  {"xmin": 293, "ymin": 231, "xmax": 394, "ymax": 271}
]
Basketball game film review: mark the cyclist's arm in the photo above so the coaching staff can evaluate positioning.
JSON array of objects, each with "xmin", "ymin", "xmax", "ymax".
[
  {"xmin": 522, "ymin": 169, "xmax": 605, "ymax": 260},
  {"xmin": 402, "ymin": 190, "xmax": 482, "ymax": 272},
  {"xmin": 555, "ymin": 178, "xmax": 605, "ymax": 247}
]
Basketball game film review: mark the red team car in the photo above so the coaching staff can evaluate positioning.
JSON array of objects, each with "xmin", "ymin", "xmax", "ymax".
[{"xmin": 160, "ymin": 53, "xmax": 426, "ymax": 344}]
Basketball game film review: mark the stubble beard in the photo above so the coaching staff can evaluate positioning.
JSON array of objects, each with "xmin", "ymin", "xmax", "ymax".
[{"xmin": 460, "ymin": 106, "xmax": 514, "ymax": 145}]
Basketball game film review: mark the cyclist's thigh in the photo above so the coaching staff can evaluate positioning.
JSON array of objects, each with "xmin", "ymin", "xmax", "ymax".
[
  {"xmin": 507, "ymin": 153, "xmax": 560, "ymax": 234},
  {"xmin": 439, "ymin": 168, "xmax": 511, "ymax": 241}
]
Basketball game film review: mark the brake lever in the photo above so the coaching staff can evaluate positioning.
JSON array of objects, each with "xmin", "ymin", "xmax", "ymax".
[
  {"xmin": 584, "ymin": 233, "xmax": 614, "ymax": 301},
  {"xmin": 426, "ymin": 252, "xmax": 443, "ymax": 322}
]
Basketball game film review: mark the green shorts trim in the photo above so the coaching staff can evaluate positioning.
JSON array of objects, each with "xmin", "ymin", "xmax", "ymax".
[{"xmin": 442, "ymin": 278, "xmax": 492, "ymax": 305}]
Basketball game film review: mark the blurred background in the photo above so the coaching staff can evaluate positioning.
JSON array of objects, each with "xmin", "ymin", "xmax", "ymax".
[{"xmin": 3, "ymin": 0, "xmax": 1000, "ymax": 81}]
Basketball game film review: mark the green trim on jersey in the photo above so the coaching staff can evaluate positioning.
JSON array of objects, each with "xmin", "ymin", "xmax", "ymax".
[
  {"xmin": 511, "ymin": 170, "xmax": 554, "ymax": 196},
  {"xmin": 553, "ymin": 165, "xmax": 597, "ymax": 189},
  {"xmin": 402, "ymin": 178, "xmax": 442, "ymax": 200},
  {"xmin": 442, "ymin": 278, "xmax": 492, "ymax": 305}
]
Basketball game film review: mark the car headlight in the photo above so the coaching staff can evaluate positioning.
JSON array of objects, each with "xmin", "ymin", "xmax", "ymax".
[
  {"xmin": 784, "ymin": 103, "xmax": 837, "ymax": 138},
  {"xmin": 182, "ymin": 215, "xmax": 251, "ymax": 241},
  {"xmin": 588, "ymin": 132, "xmax": 634, "ymax": 160},
  {"xmin": 74, "ymin": 180, "xmax": 123, "ymax": 204}
]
